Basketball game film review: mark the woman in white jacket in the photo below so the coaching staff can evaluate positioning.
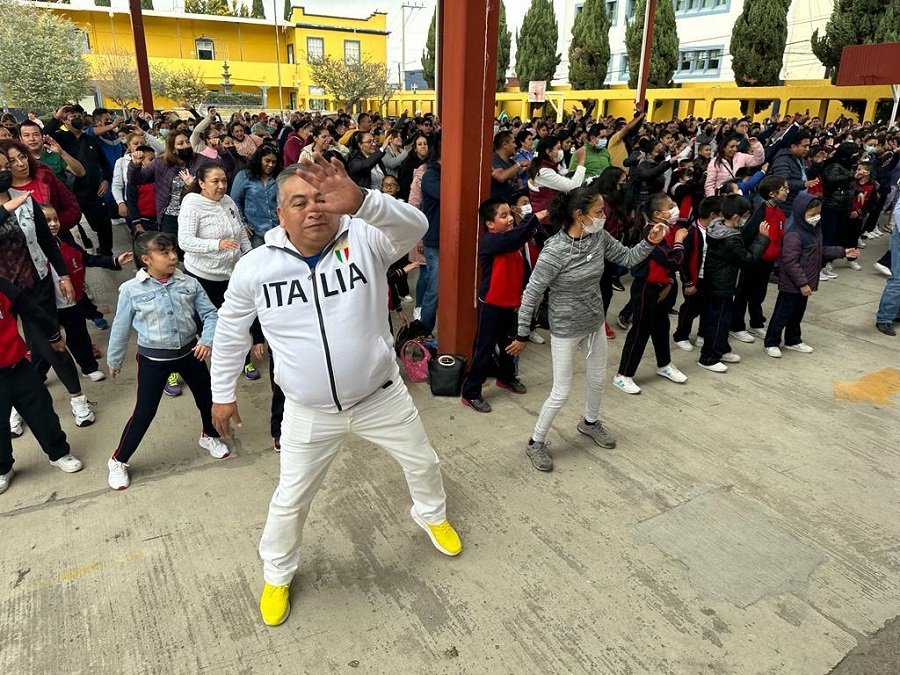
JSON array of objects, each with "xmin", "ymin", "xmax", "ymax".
[
  {"xmin": 178, "ymin": 164, "xmax": 259, "ymax": 378},
  {"xmin": 527, "ymin": 135, "xmax": 587, "ymax": 216}
]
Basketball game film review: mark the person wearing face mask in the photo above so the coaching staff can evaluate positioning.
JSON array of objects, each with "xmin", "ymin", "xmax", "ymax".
[
  {"xmin": 699, "ymin": 194, "xmax": 770, "ymax": 372},
  {"xmin": 612, "ymin": 193, "xmax": 689, "ymax": 395},
  {"xmin": 507, "ymin": 187, "xmax": 669, "ymax": 472},
  {"xmin": 818, "ymin": 142, "xmax": 859, "ymax": 280},
  {"xmin": 764, "ymin": 193, "xmax": 856, "ymax": 356},
  {"xmin": 527, "ymin": 136, "xmax": 586, "ymax": 219},
  {"xmin": 572, "ymin": 124, "xmax": 611, "ymax": 182},
  {"xmin": 460, "ymin": 198, "xmax": 546, "ymax": 413},
  {"xmin": 625, "ymin": 138, "xmax": 680, "ymax": 212}
]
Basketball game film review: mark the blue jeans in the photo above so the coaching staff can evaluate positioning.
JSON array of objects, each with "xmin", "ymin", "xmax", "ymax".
[
  {"xmin": 876, "ymin": 224, "xmax": 900, "ymax": 323},
  {"xmin": 417, "ymin": 246, "xmax": 439, "ymax": 333}
]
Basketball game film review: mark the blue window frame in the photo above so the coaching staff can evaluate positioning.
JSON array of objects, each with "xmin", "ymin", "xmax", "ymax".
[
  {"xmin": 575, "ymin": 1, "xmax": 619, "ymax": 26},
  {"xmin": 619, "ymin": 53, "xmax": 630, "ymax": 82},
  {"xmin": 674, "ymin": 47, "xmax": 723, "ymax": 79},
  {"xmin": 674, "ymin": 0, "xmax": 730, "ymax": 17},
  {"xmin": 626, "ymin": 0, "xmax": 636, "ymax": 20}
]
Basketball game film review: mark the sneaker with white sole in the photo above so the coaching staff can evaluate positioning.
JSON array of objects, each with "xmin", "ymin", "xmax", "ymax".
[
  {"xmin": 576, "ymin": 419, "xmax": 617, "ymax": 448},
  {"xmin": 84, "ymin": 370, "xmax": 106, "ymax": 382},
  {"xmin": 721, "ymin": 352, "xmax": 741, "ymax": 363},
  {"xmin": 410, "ymin": 505, "xmax": 462, "ymax": 556},
  {"xmin": 695, "ymin": 336, "xmax": 705, "ymax": 348},
  {"xmin": 819, "ymin": 270, "xmax": 832, "ymax": 281},
  {"xmin": 656, "ymin": 363, "xmax": 688, "ymax": 384},
  {"xmin": 858, "ymin": 239, "xmax": 867, "ymax": 248},
  {"xmin": 729, "ymin": 330, "xmax": 755, "ymax": 343},
  {"xmin": 748, "ymin": 327, "xmax": 767, "ymax": 340},
  {"xmin": 612, "ymin": 374, "xmax": 641, "ymax": 394},
  {"xmin": 785, "ymin": 342, "xmax": 814, "ymax": 353},
  {"xmin": 9, "ymin": 408, "xmax": 23, "ymax": 438},
  {"xmin": 674, "ymin": 339, "xmax": 694, "ymax": 351},
  {"xmin": 0, "ymin": 469, "xmax": 13, "ymax": 495},
  {"xmin": 107, "ymin": 457, "xmax": 130, "ymax": 490},
  {"xmin": 528, "ymin": 331, "xmax": 545, "ymax": 344},
  {"xmin": 848, "ymin": 260, "xmax": 862, "ymax": 270},
  {"xmin": 616, "ymin": 315, "xmax": 631, "ymax": 331},
  {"xmin": 199, "ymin": 434, "xmax": 230, "ymax": 459},
  {"xmin": 698, "ymin": 361, "xmax": 728, "ymax": 373},
  {"xmin": 70, "ymin": 395, "xmax": 95, "ymax": 427},
  {"xmin": 874, "ymin": 262, "xmax": 892, "ymax": 277},
  {"xmin": 823, "ymin": 264, "xmax": 838, "ymax": 279},
  {"xmin": 765, "ymin": 346, "xmax": 783, "ymax": 358},
  {"xmin": 50, "ymin": 454, "xmax": 84, "ymax": 473}
]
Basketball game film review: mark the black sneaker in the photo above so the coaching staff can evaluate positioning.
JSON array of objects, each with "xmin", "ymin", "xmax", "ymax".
[
  {"xmin": 497, "ymin": 379, "xmax": 527, "ymax": 394},
  {"xmin": 876, "ymin": 322, "xmax": 897, "ymax": 336},
  {"xmin": 461, "ymin": 397, "xmax": 492, "ymax": 413},
  {"xmin": 525, "ymin": 439, "xmax": 553, "ymax": 472}
]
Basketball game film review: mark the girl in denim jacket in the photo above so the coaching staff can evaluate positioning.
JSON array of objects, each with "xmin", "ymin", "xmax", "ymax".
[{"xmin": 105, "ymin": 232, "xmax": 228, "ymax": 491}]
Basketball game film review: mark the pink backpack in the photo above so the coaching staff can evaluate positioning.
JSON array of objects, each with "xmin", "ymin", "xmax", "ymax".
[
  {"xmin": 408, "ymin": 164, "xmax": 427, "ymax": 209},
  {"xmin": 400, "ymin": 339, "xmax": 431, "ymax": 383}
]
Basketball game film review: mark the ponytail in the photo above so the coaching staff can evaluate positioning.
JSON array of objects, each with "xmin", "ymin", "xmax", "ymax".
[{"xmin": 549, "ymin": 186, "xmax": 600, "ymax": 230}]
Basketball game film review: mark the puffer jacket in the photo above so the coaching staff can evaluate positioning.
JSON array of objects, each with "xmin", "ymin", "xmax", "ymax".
[
  {"xmin": 820, "ymin": 161, "xmax": 855, "ymax": 214},
  {"xmin": 703, "ymin": 218, "xmax": 769, "ymax": 298},
  {"xmin": 779, "ymin": 192, "xmax": 847, "ymax": 293}
]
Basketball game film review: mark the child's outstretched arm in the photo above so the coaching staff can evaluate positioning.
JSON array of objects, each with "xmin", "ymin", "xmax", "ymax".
[{"xmin": 107, "ymin": 285, "xmax": 136, "ymax": 377}]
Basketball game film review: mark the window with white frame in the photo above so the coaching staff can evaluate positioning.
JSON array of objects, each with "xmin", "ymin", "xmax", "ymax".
[
  {"xmin": 344, "ymin": 40, "xmax": 361, "ymax": 65},
  {"xmin": 676, "ymin": 48, "xmax": 722, "ymax": 76},
  {"xmin": 73, "ymin": 28, "xmax": 90, "ymax": 54},
  {"xmin": 286, "ymin": 44, "xmax": 294, "ymax": 64},
  {"xmin": 308, "ymin": 85, "xmax": 327, "ymax": 110},
  {"xmin": 306, "ymin": 37, "xmax": 324, "ymax": 62},
  {"xmin": 625, "ymin": 0, "xmax": 636, "ymax": 19},
  {"xmin": 674, "ymin": 0, "xmax": 729, "ymax": 16},
  {"xmin": 195, "ymin": 38, "xmax": 214, "ymax": 61},
  {"xmin": 620, "ymin": 53, "xmax": 630, "ymax": 80}
]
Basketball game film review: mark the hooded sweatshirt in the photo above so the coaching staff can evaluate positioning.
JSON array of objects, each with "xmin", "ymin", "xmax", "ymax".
[
  {"xmin": 703, "ymin": 217, "xmax": 769, "ymax": 298},
  {"xmin": 778, "ymin": 192, "xmax": 847, "ymax": 294}
]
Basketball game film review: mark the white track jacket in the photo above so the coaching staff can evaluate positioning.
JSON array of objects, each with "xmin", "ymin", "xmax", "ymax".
[{"xmin": 210, "ymin": 189, "xmax": 427, "ymax": 412}]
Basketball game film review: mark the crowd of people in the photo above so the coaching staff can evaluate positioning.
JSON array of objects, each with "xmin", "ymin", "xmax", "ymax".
[{"xmin": 0, "ymin": 100, "xmax": 898, "ymax": 625}]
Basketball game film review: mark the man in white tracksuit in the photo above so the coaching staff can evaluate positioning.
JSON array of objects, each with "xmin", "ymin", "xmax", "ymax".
[{"xmin": 210, "ymin": 156, "xmax": 461, "ymax": 627}]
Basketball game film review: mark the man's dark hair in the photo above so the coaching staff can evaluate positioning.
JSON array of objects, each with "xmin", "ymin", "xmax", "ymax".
[{"xmin": 493, "ymin": 130, "xmax": 513, "ymax": 151}]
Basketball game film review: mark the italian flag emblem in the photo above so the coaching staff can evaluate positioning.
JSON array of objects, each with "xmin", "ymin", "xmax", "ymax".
[{"xmin": 334, "ymin": 244, "xmax": 350, "ymax": 263}]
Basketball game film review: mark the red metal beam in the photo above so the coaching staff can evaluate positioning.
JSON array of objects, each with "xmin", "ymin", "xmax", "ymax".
[
  {"xmin": 436, "ymin": 0, "xmax": 500, "ymax": 358},
  {"xmin": 128, "ymin": 0, "xmax": 154, "ymax": 113}
]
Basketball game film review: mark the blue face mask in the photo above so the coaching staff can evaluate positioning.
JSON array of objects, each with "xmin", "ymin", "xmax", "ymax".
[
  {"xmin": 864, "ymin": 145, "xmax": 876, "ymax": 154},
  {"xmin": 159, "ymin": 129, "xmax": 169, "ymax": 138},
  {"xmin": 595, "ymin": 138, "xmax": 608, "ymax": 150}
]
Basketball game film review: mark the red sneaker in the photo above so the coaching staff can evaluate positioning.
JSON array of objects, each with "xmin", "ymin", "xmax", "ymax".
[{"xmin": 604, "ymin": 323, "xmax": 615, "ymax": 340}]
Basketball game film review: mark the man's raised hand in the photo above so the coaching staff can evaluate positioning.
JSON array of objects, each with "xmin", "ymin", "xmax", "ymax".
[{"xmin": 296, "ymin": 154, "xmax": 365, "ymax": 215}]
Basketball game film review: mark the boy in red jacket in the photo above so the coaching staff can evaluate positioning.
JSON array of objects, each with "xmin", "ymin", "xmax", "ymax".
[
  {"xmin": 461, "ymin": 197, "xmax": 543, "ymax": 413},
  {"xmin": 0, "ymin": 276, "xmax": 84, "ymax": 494},
  {"xmin": 731, "ymin": 175, "xmax": 788, "ymax": 342}
]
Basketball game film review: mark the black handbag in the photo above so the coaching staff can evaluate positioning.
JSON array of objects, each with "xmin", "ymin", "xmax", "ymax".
[{"xmin": 428, "ymin": 354, "xmax": 467, "ymax": 397}]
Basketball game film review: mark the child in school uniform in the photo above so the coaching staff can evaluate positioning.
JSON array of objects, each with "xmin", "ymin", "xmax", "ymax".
[
  {"xmin": 0, "ymin": 276, "xmax": 84, "ymax": 495},
  {"xmin": 763, "ymin": 193, "xmax": 857, "ymax": 357},
  {"xmin": 673, "ymin": 196, "xmax": 720, "ymax": 352},
  {"xmin": 461, "ymin": 197, "xmax": 543, "ymax": 413},
  {"xmin": 42, "ymin": 204, "xmax": 132, "ymax": 382},
  {"xmin": 698, "ymin": 194, "xmax": 770, "ymax": 373},
  {"xmin": 105, "ymin": 231, "xmax": 228, "ymax": 491}
]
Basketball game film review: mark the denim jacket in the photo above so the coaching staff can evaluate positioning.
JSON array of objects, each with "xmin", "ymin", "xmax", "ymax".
[
  {"xmin": 230, "ymin": 169, "xmax": 278, "ymax": 237},
  {"xmin": 107, "ymin": 269, "xmax": 218, "ymax": 370}
]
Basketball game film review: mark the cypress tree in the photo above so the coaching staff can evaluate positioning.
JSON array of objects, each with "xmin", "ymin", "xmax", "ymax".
[
  {"xmin": 422, "ymin": 9, "xmax": 436, "ymax": 89},
  {"xmin": 730, "ymin": 0, "xmax": 790, "ymax": 114},
  {"xmin": 251, "ymin": 0, "xmax": 264, "ymax": 19},
  {"xmin": 624, "ymin": 0, "xmax": 678, "ymax": 89},
  {"xmin": 497, "ymin": 0, "xmax": 512, "ymax": 92},
  {"xmin": 141, "ymin": 0, "xmax": 153, "ymax": 8},
  {"xmin": 514, "ymin": 0, "xmax": 561, "ymax": 92},
  {"xmin": 283, "ymin": 0, "xmax": 291, "ymax": 21},
  {"xmin": 94, "ymin": 0, "xmax": 111, "ymax": 6},
  {"xmin": 568, "ymin": 0, "xmax": 611, "ymax": 90},
  {"xmin": 811, "ymin": 0, "xmax": 887, "ymax": 81},
  {"xmin": 875, "ymin": 0, "xmax": 900, "ymax": 42}
]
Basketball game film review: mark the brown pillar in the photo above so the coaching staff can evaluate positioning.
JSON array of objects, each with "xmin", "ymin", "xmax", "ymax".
[
  {"xmin": 128, "ymin": 0, "xmax": 154, "ymax": 114},
  {"xmin": 435, "ymin": 0, "xmax": 500, "ymax": 358}
]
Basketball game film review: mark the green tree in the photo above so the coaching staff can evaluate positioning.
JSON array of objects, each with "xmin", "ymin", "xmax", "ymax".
[
  {"xmin": 730, "ymin": 0, "xmax": 790, "ymax": 113},
  {"xmin": 515, "ymin": 0, "xmax": 561, "ymax": 92},
  {"xmin": 625, "ymin": 0, "xmax": 679, "ymax": 89},
  {"xmin": 309, "ymin": 54, "xmax": 391, "ymax": 112},
  {"xmin": 94, "ymin": 0, "xmax": 111, "ymax": 6},
  {"xmin": 496, "ymin": 0, "xmax": 512, "ymax": 91},
  {"xmin": 153, "ymin": 64, "xmax": 209, "ymax": 106},
  {"xmin": 568, "ymin": 0, "xmax": 611, "ymax": 90},
  {"xmin": 92, "ymin": 51, "xmax": 140, "ymax": 111},
  {"xmin": 251, "ymin": 0, "xmax": 265, "ymax": 19},
  {"xmin": 141, "ymin": 0, "xmax": 154, "ymax": 8},
  {"xmin": 185, "ymin": 0, "xmax": 231, "ymax": 15},
  {"xmin": 422, "ymin": 9, "xmax": 436, "ymax": 89},
  {"xmin": 875, "ymin": 0, "xmax": 900, "ymax": 42},
  {"xmin": 811, "ymin": 0, "xmax": 887, "ymax": 81},
  {"xmin": 283, "ymin": 0, "xmax": 291, "ymax": 21},
  {"xmin": 0, "ymin": 1, "xmax": 90, "ymax": 110}
]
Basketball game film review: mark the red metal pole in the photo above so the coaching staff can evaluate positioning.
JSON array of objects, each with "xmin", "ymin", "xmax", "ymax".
[
  {"xmin": 634, "ymin": 0, "xmax": 657, "ymax": 116},
  {"xmin": 128, "ymin": 0, "xmax": 154, "ymax": 113},
  {"xmin": 436, "ymin": 0, "xmax": 500, "ymax": 358}
]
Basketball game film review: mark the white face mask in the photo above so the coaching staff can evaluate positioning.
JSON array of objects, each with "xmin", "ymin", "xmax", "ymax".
[
  {"xmin": 667, "ymin": 205, "xmax": 680, "ymax": 224},
  {"xmin": 519, "ymin": 203, "xmax": 533, "ymax": 217},
  {"xmin": 595, "ymin": 138, "xmax": 608, "ymax": 149},
  {"xmin": 583, "ymin": 216, "xmax": 606, "ymax": 233},
  {"xmin": 554, "ymin": 149, "xmax": 564, "ymax": 163},
  {"xmin": 807, "ymin": 214, "xmax": 821, "ymax": 226}
]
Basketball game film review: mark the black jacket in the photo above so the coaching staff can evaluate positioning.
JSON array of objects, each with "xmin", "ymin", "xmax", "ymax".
[
  {"xmin": 821, "ymin": 161, "xmax": 855, "ymax": 214},
  {"xmin": 703, "ymin": 219, "xmax": 769, "ymax": 297},
  {"xmin": 347, "ymin": 149, "xmax": 387, "ymax": 189}
]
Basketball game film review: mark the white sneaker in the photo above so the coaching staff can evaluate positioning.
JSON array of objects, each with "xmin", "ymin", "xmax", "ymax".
[
  {"xmin": 107, "ymin": 457, "xmax": 130, "ymax": 490},
  {"xmin": 698, "ymin": 361, "xmax": 728, "ymax": 373},
  {"xmin": 656, "ymin": 363, "xmax": 688, "ymax": 384},
  {"xmin": 528, "ymin": 331, "xmax": 545, "ymax": 344},
  {"xmin": 824, "ymin": 264, "xmax": 838, "ymax": 279},
  {"xmin": 721, "ymin": 352, "xmax": 742, "ymax": 363},
  {"xmin": 413, "ymin": 306, "xmax": 422, "ymax": 320},
  {"xmin": 857, "ymin": 239, "xmax": 867, "ymax": 249},
  {"xmin": 674, "ymin": 339, "xmax": 694, "ymax": 351},
  {"xmin": 871, "ymin": 229, "xmax": 884, "ymax": 238},
  {"xmin": 9, "ymin": 408, "xmax": 23, "ymax": 438},
  {"xmin": 785, "ymin": 342, "xmax": 814, "ymax": 353},
  {"xmin": 748, "ymin": 327, "xmax": 767, "ymax": 340},
  {"xmin": 729, "ymin": 330, "xmax": 755, "ymax": 343},
  {"xmin": 402, "ymin": 295, "xmax": 414, "ymax": 304},
  {"xmin": 199, "ymin": 434, "xmax": 230, "ymax": 459},
  {"xmin": 50, "ymin": 454, "xmax": 84, "ymax": 473},
  {"xmin": 765, "ymin": 346, "xmax": 783, "ymax": 358},
  {"xmin": 612, "ymin": 374, "xmax": 641, "ymax": 394},
  {"xmin": 695, "ymin": 336, "xmax": 705, "ymax": 348},
  {"xmin": 874, "ymin": 262, "xmax": 892, "ymax": 277},
  {"xmin": 819, "ymin": 270, "xmax": 832, "ymax": 281},
  {"xmin": 0, "ymin": 469, "xmax": 13, "ymax": 495},
  {"xmin": 848, "ymin": 260, "xmax": 862, "ymax": 271},
  {"xmin": 84, "ymin": 370, "xmax": 106, "ymax": 382},
  {"xmin": 70, "ymin": 395, "xmax": 95, "ymax": 427}
]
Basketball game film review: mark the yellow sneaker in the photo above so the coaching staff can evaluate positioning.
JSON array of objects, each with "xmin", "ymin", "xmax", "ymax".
[
  {"xmin": 259, "ymin": 582, "xmax": 291, "ymax": 626},
  {"xmin": 410, "ymin": 505, "xmax": 462, "ymax": 556}
]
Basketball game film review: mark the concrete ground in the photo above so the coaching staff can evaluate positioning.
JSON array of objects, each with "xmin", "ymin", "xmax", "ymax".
[{"xmin": 1, "ymin": 225, "xmax": 898, "ymax": 675}]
